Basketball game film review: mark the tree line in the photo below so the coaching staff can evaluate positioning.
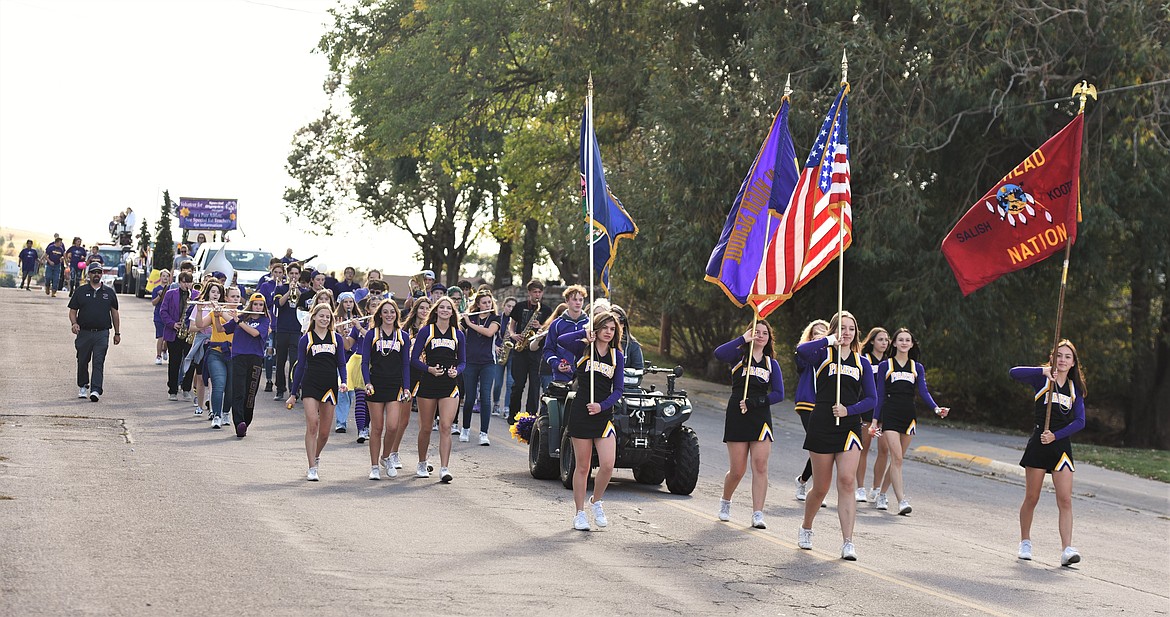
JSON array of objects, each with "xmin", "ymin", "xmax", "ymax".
[{"xmin": 285, "ymin": 0, "xmax": 1169, "ymax": 448}]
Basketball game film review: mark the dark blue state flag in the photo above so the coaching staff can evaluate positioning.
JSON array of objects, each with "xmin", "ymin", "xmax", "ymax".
[
  {"xmin": 580, "ymin": 108, "xmax": 638, "ymax": 297},
  {"xmin": 705, "ymin": 99, "xmax": 799, "ymax": 307}
]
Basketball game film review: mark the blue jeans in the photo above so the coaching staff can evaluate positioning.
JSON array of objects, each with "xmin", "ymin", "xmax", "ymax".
[
  {"xmin": 335, "ymin": 389, "xmax": 355, "ymax": 428},
  {"xmin": 491, "ymin": 359, "xmax": 514, "ymax": 412},
  {"xmin": 462, "ymin": 362, "xmax": 496, "ymax": 432},
  {"xmin": 204, "ymin": 349, "xmax": 233, "ymax": 419},
  {"xmin": 44, "ymin": 263, "xmax": 62, "ymax": 291}
]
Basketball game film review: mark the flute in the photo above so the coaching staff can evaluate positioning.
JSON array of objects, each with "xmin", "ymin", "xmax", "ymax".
[
  {"xmin": 335, "ymin": 314, "xmax": 374, "ymax": 328},
  {"xmin": 462, "ymin": 309, "xmax": 495, "ymax": 317}
]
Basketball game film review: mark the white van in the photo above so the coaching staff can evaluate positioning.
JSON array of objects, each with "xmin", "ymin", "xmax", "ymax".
[{"xmin": 191, "ymin": 243, "xmax": 274, "ymax": 290}]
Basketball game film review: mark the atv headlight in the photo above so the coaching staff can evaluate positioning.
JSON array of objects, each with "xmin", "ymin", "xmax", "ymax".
[{"xmin": 662, "ymin": 404, "xmax": 677, "ymax": 417}]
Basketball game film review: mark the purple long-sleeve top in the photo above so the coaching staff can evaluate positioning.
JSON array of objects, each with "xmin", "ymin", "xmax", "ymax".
[
  {"xmin": 557, "ymin": 331, "xmax": 625, "ymax": 411},
  {"xmin": 289, "ymin": 331, "xmax": 348, "ymax": 395},
  {"xmin": 410, "ymin": 324, "xmax": 467, "ymax": 375},
  {"xmin": 222, "ymin": 314, "xmax": 270, "ymax": 357},
  {"xmin": 795, "ymin": 337, "xmax": 877, "ymax": 416},
  {"xmin": 159, "ymin": 287, "xmax": 199, "ymax": 342},
  {"xmin": 873, "ymin": 358, "xmax": 940, "ymax": 421},
  {"xmin": 794, "ymin": 348, "xmax": 817, "ymax": 405},
  {"xmin": 714, "ymin": 337, "xmax": 785, "ymax": 407},
  {"xmin": 358, "ymin": 328, "xmax": 412, "ymax": 387},
  {"xmin": 1010, "ymin": 366, "xmax": 1086, "ymax": 440}
]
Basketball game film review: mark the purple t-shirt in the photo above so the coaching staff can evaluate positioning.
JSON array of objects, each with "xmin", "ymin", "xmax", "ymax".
[
  {"xmin": 18, "ymin": 248, "xmax": 38, "ymax": 270},
  {"xmin": 151, "ymin": 285, "xmax": 167, "ymax": 321},
  {"xmin": 66, "ymin": 246, "xmax": 87, "ymax": 268},
  {"xmin": 224, "ymin": 315, "xmax": 270, "ymax": 357},
  {"xmin": 45, "ymin": 243, "xmax": 65, "ymax": 265}
]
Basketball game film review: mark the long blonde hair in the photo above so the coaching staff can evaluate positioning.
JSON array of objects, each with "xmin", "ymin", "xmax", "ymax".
[
  {"xmin": 305, "ymin": 302, "xmax": 335, "ymax": 335},
  {"xmin": 827, "ymin": 311, "xmax": 862, "ymax": 355}
]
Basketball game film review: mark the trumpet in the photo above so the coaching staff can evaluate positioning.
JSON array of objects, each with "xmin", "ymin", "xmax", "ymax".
[{"xmin": 409, "ymin": 272, "xmax": 428, "ymax": 296}]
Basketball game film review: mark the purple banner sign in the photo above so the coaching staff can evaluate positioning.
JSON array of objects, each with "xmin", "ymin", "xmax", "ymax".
[{"xmin": 177, "ymin": 197, "xmax": 238, "ymax": 230}]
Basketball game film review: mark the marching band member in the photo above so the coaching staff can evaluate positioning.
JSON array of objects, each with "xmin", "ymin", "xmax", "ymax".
[
  {"xmin": 286, "ymin": 303, "xmax": 349, "ymax": 481},
  {"xmin": 195, "ymin": 286, "xmax": 239, "ymax": 429},
  {"xmin": 872, "ymin": 328, "xmax": 949, "ymax": 514},
  {"xmin": 460, "ymin": 291, "xmax": 500, "ymax": 445},
  {"xmin": 858, "ymin": 327, "xmax": 891, "ymax": 502},
  {"xmin": 151, "ymin": 270, "xmax": 173, "ymax": 365},
  {"xmin": 223, "ymin": 293, "xmax": 269, "ymax": 438},
  {"xmin": 713, "ymin": 321, "xmax": 785, "ymax": 529},
  {"xmin": 332, "ymin": 292, "xmax": 365, "ymax": 434},
  {"xmin": 490, "ymin": 297, "xmax": 517, "ymax": 418},
  {"xmin": 795, "ymin": 311, "xmax": 877, "ymax": 560},
  {"xmin": 272, "ymin": 263, "xmax": 308, "ymax": 401},
  {"xmin": 557, "ymin": 311, "xmax": 625, "ymax": 531},
  {"xmin": 410, "ymin": 297, "xmax": 466, "ymax": 482},
  {"xmin": 506, "ymin": 280, "xmax": 552, "ymax": 424},
  {"xmin": 161, "ymin": 271, "xmax": 198, "ymax": 401},
  {"xmin": 180, "ymin": 280, "xmax": 222, "ymax": 416},
  {"xmin": 793, "ymin": 320, "xmax": 829, "ymax": 503},
  {"xmin": 1012, "ymin": 340, "xmax": 1086, "ymax": 566},
  {"xmin": 359, "ymin": 299, "xmax": 412, "ymax": 479}
]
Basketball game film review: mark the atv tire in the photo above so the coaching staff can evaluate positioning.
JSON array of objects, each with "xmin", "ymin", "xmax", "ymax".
[
  {"xmin": 665, "ymin": 426, "xmax": 700, "ymax": 495},
  {"xmin": 633, "ymin": 463, "xmax": 665, "ymax": 486},
  {"xmin": 529, "ymin": 415, "xmax": 558, "ymax": 479},
  {"xmin": 559, "ymin": 431, "xmax": 576, "ymax": 489}
]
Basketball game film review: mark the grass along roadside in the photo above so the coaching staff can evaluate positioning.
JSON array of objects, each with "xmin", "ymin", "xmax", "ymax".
[{"xmin": 1073, "ymin": 444, "xmax": 1170, "ymax": 483}]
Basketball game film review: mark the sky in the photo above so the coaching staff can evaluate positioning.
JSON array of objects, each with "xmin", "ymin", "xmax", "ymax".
[{"xmin": 0, "ymin": 0, "xmax": 424, "ymax": 276}]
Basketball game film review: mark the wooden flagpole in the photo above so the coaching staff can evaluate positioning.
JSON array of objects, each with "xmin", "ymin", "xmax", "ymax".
[
  {"xmin": 587, "ymin": 74, "xmax": 596, "ymax": 405},
  {"xmin": 834, "ymin": 51, "xmax": 848, "ymax": 426},
  {"xmin": 1044, "ymin": 81, "xmax": 1095, "ymax": 431}
]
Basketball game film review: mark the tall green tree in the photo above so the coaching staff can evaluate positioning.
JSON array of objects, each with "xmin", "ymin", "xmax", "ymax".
[{"xmin": 153, "ymin": 191, "xmax": 174, "ymax": 271}]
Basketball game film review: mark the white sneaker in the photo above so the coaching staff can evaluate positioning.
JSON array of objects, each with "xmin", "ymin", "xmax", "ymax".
[
  {"xmin": 798, "ymin": 528, "xmax": 813, "ymax": 550},
  {"xmin": 211, "ymin": 416, "xmax": 222, "ymax": 429},
  {"xmin": 382, "ymin": 458, "xmax": 398, "ymax": 478},
  {"xmin": 357, "ymin": 427, "xmax": 369, "ymax": 443},
  {"xmin": 1060, "ymin": 546, "xmax": 1081, "ymax": 566},
  {"xmin": 389, "ymin": 452, "xmax": 402, "ymax": 469},
  {"xmin": 718, "ymin": 499, "xmax": 731, "ymax": 522},
  {"xmin": 450, "ymin": 424, "xmax": 460, "ymax": 435},
  {"xmin": 459, "ymin": 428, "xmax": 470, "ymax": 443},
  {"xmin": 866, "ymin": 489, "xmax": 878, "ymax": 503},
  {"xmin": 415, "ymin": 462, "xmax": 430, "ymax": 478},
  {"xmin": 89, "ymin": 392, "xmax": 100, "ymax": 402},
  {"xmin": 751, "ymin": 511, "xmax": 766, "ymax": 529},
  {"xmin": 590, "ymin": 497, "xmax": 607, "ymax": 528},
  {"xmin": 841, "ymin": 541, "xmax": 857, "ymax": 561},
  {"xmin": 162, "ymin": 351, "xmax": 169, "ymax": 361},
  {"xmin": 573, "ymin": 511, "xmax": 590, "ymax": 531},
  {"xmin": 479, "ymin": 432, "xmax": 490, "ymax": 446},
  {"xmin": 432, "ymin": 419, "xmax": 438, "ymax": 432},
  {"xmin": 306, "ymin": 467, "xmax": 319, "ymax": 481},
  {"xmin": 369, "ymin": 466, "xmax": 381, "ymax": 480},
  {"xmin": 193, "ymin": 403, "xmax": 203, "ymax": 416},
  {"xmin": 897, "ymin": 499, "xmax": 912, "ymax": 515},
  {"xmin": 1018, "ymin": 540, "xmax": 1033, "ymax": 560},
  {"xmin": 875, "ymin": 494, "xmax": 889, "ymax": 510},
  {"xmin": 181, "ymin": 390, "xmax": 191, "ymax": 401},
  {"xmin": 795, "ymin": 476, "xmax": 807, "ymax": 501},
  {"xmin": 439, "ymin": 467, "xmax": 453, "ymax": 483},
  {"xmin": 168, "ymin": 392, "xmax": 178, "ymax": 401},
  {"xmin": 78, "ymin": 386, "xmax": 89, "ymax": 399},
  {"xmin": 855, "ymin": 487, "xmax": 867, "ymax": 502},
  {"xmin": 154, "ymin": 356, "xmax": 162, "ymax": 365}
]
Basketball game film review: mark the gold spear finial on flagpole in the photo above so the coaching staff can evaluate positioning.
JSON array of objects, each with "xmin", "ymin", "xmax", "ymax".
[
  {"xmin": 1072, "ymin": 80, "xmax": 1097, "ymax": 114},
  {"xmin": 841, "ymin": 49, "xmax": 848, "ymax": 85}
]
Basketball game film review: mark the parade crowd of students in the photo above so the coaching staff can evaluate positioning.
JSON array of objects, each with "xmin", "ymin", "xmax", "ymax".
[{"xmin": 117, "ymin": 250, "xmax": 1088, "ymax": 566}]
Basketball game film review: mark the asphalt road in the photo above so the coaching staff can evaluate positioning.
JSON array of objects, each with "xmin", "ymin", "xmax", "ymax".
[{"xmin": 2, "ymin": 287, "xmax": 1167, "ymax": 616}]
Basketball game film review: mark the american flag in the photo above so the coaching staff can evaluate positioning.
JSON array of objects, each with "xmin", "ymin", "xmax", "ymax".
[{"xmin": 749, "ymin": 86, "xmax": 851, "ymax": 317}]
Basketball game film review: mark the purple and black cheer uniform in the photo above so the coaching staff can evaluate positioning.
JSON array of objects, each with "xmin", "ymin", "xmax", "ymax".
[
  {"xmin": 410, "ymin": 324, "xmax": 466, "ymax": 399},
  {"xmin": 874, "ymin": 358, "xmax": 939, "ymax": 435},
  {"xmin": 714, "ymin": 337, "xmax": 785, "ymax": 442},
  {"xmin": 1010, "ymin": 367, "xmax": 1085, "ymax": 473},
  {"xmin": 558, "ymin": 332, "xmax": 625, "ymax": 440},
  {"xmin": 796, "ymin": 338, "xmax": 876, "ymax": 454},
  {"xmin": 290, "ymin": 330, "xmax": 347, "ymax": 404},
  {"xmin": 359, "ymin": 327, "xmax": 411, "ymax": 404}
]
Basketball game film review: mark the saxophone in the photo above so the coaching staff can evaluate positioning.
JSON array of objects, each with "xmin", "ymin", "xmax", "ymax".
[
  {"xmin": 177, "ymin": 291, "xmax": 196, "ymax": 344},
  {"xmin": 498, "ymin": 318, "xmax": 540, "ymax": 365}
]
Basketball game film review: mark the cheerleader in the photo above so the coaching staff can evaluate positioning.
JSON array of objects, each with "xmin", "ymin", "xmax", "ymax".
[
  {"xmin": 223, "ymin": 293, "xmax": 270, "ymax": 438},
  {"xmin": 793, "ymin": 319, "xmax": 829, "ymax": 503},
  {"xmin": 557, "ymin": 311, "xmax": 626, "ymax": 532},
  {"xmin": 359, "ymin": 299, "xmax": 411, "ymax": 480},
  {"xmin": 385, "ymin": 297, "xmax": 431, "ymax": 472},
  {"xmin": 332, "ymin": 292, "xmax": 366, "ymax": 435},
  {"xmin": 858, "ymin": 327, "xmax": 890, "ymax": 502},
  {"xmin": 1012, "ymin": 340, "xmax": 1086, "ymax": 566},
  {"xmin": 713, "ymin": 322, "xmax": 785, "ymax": 529},
  {"xmin": 794, "ymin": 311, "xmax": 877, "ymax": 560},
  {"xmin": 286, "ymin": 303, "xmax": 349, "ymax": 481},
  {"xmin": 409, "ymin": 297, "xmax": 466, "ymax": 483},
  {"xmin": 872, "ymin": 328, "xmax": 948, "ymax": 514},
  {"xmin": 460, "ymin": 291, "xmax": 500, "ymax": 445}
]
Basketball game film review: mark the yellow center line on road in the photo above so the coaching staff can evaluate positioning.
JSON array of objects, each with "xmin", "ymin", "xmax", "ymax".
[
  {"xmin": 658, "ymin": 498, "xmax": 1016, "ymax": 617},
  {"xmin": 499, "ymin": 432, "xmax": 1013, "ymax": 616}
]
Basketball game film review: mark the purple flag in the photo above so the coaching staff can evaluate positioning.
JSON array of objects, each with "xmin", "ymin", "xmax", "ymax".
[{"xmin": 705, "ymin": 100, "xmax": 799, "ymax": 307}]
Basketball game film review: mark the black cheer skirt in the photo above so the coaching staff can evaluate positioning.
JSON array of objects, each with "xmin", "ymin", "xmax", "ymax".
[
  {"xmin": 415, "ymin": 372, "xmax": 460, "ymax": 400},
  {"xmin": 724, "ymin": 397, "xmax": 773, "ymax": 442},
  {"xmin": 1019, "ymin": 430, "xmax": 1075, "ymax": 473},
  {"xmin": 803, "ymin": 401, "xmax": 864, "ymax": 454},
  {"xmin": 567, "ymin": 397, "xmax": 616, "ymax": 440}
]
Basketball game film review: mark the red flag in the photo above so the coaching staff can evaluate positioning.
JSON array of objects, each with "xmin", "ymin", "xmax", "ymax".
[
  {"xmin": 942, "ymin": 115, "xmax": 1083, "ymax": 296},
  {"xmin": 750, "ymin": 87, "xmax": 851, "ymax": 317}
]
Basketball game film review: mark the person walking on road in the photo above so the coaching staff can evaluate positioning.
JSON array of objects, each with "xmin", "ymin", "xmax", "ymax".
[
  {"xmin": 287, "ymin": 303, "xmax": 349, "ymax": 481},
  {"xmin": 793, "ymin": 319, "xmax": 829, "ymax": 504},
  {"xmin": 794, "ymin": 311, "xmax": 877, "ymax": 560},
  {"xmin": 1012, "ymin": 340, "xmax": 1086, "ymax": 567},
  {"xmin": 557, "ymin": 311, "xmax": 625, "ymax": 532},
  {"xmin": 43, "ymin": 237, "xmax": 65, "ymax": 297},
  {"xmin": 18, "ymin": 240, "xmax": 39, "ymax": 291},
  {"xmin": 359, "ymin": 299, "xmax": 412, "ymax": 480},
  {"xmin": 224, "ymin": 293, "xmax": 270, "ymax": 440},
  {"xmin": 410, "ymin": 296, "xmax": 466, "ymax": 483},
  {"xmin": 858, "ymin": 327, "xmax": 890, "ymax": 502},
  {"xmin": 67, "ymin": 263, "xmax": 120, "ymax": 402},
  {"xmin": 871, "ymin": 328, "xmax": 949, "ymax": 515},
  {"xmin": 713, "ymin": 321, "xmax": 785, "ymax": 529}
]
